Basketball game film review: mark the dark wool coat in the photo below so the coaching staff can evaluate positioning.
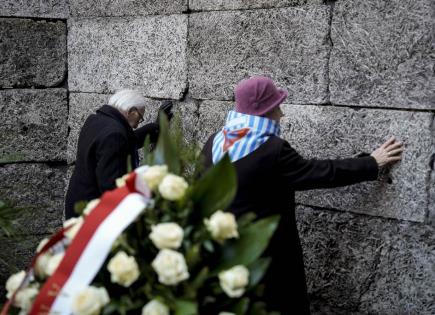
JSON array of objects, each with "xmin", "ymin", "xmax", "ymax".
[
  {"xmin": 65, "ymin": 105, "xmax": 159, "ymax": 219},
  {"xmin": 201, "ymin": 134, "xmax": 379, "ymax": 314}
]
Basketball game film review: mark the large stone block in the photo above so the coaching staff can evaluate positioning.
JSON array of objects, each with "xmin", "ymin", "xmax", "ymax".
[
  {"xmin": 0, "ymin": 0, "xmax": 68, "ymax": 18},
  {"xmin": 190, "ymin": 0, "xmax": 322, "ymax": 11},
  {"xmin": 197, "ymin": 100, "xmax": 233, "ymax": 145},
  {"xmin": 359, "ymin": 222, "xmax": 435, "ymax": 314},
  {"xmin": 296, "ymin": 206, "xmax": 392, "ymax": 312},
  {"xmin": 297, "ymin": 206, "xmax": 435, "ymax": 315},
  {"xmin": 0, "ymin": 89, "xmax": 68, "ymax": 163},
  {"xmin": 68, "ymin": 16, "xmax": 188, "ymax": 99},
  {"xmin": 280, "ymin": 104, "xmax": 433, "ymax": 222},
  {"xmin": 70, "ymin": 0, "xmax": 187, "ymax": 16},
  {"xmin": 0, "ymin": 19, "xmax": 67, "ymax": 88},
  {"xmin": 330, "ymin": 0, "xmax": 435, "ymax": 109},
  {"xmin": 0, "ymin": 234, "xmax": 49, "ymax": 303},
  {"xmin": 188, "ymin": 6, "xmax": 330, "ymax": 103},
  {"xmin": 0, "ymin": 163, "xmax": 67, "ymax": 236}
]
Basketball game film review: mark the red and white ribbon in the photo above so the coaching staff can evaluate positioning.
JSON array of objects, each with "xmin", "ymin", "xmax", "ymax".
[{"xmin": 1, "ymin": 168, "xmax": 152, "ymax": 315}]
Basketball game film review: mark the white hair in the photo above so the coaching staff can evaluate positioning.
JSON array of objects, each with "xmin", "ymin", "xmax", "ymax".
[{"xmin": 108, "ymin": 89, "xmax": 146, "ymax": 112}]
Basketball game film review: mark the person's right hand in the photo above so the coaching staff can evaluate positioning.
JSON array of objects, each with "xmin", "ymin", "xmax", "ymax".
[
  {"xmin": 157, "ymin": 100, "xmax": 174, "ymax": 122},
  {"xmin": 370, "ymin": 136, "xmax": 404, "ymax": 167}
]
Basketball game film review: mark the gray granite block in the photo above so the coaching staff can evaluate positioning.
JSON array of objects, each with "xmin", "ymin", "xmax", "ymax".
[
  {"xmin": 0, "ymin": 0, "xmax": 69, "ymax": 18},
  {"xmin": 188, "ymin": 6, "xmax": 330, "ymax": 103},
  {"xmin": 197, "ymin": 100, "xmax": 234, "ymax": 145},
  {"xmin": 0, "ymin": 19, "xmax": 67, "ymax": 88},
  {"xmin": 70, "ymin": 0, "xmax": 187, "ymax": 16},
  {"xmin": 359, "ymin": 221, "xmax": 435, "ymax": 314},
  {"xmin": 297, "ymin": 205, "xmax": 435, "ymax": 315},
  {"xmin": 0, "ymin": 163, "xmax": 67, "ymax": 236},
  {"xmin": 0, "ymin": 89, "xmax": 68, "ymax": 163},
  {"xmin": 190, "ymin": 0, "xmax": 323, "ymax": 11},
  {"xmin": 330, "ymin": 0, "xmax": 435, "ymax": 109},
  {"xmin": 68, "ymin": 16, "xmax": 188, "ymax": 99},
  {"xmin": 280, "ymin": 104, "xmax": 433, "ymax": 222}
]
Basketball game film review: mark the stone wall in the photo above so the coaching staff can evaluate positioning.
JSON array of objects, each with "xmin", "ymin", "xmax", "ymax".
[{"xmin": 0, "ymin": 0, "xmax": 434, "ymax": 314}]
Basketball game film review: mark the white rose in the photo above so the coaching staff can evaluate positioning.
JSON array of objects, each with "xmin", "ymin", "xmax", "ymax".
[
  {"xmin": 35, "ymin": 253, "xmax": 51, "ymax": 279},
  {"xmin": 205, "ymin": 210, "xmax": 239, "ymax": 243},
  {"xmin": 143, "ymin": 165, "xmax": 168, "ymax": 190},
  {"xmin": 63, "ymin": 217, "xmax": 84, "ymax": 241},
  {"xmin": 218, "ymin": 265, "xmax": 250, "ymax": 298},
  {"xmin": 36, "ymin": 238, "xmax": 49, "ymax": 253},
  {"xmin": 14, "ymin": 286, "xmax": 39, "ymax": 311},
  {"xmin": 116, "ymin": 174, "xmax": 130, "ymax": 188},
  {"xmin": 141, "ymin": 300, "xmax": 169, "ymax": 315},
  {"xmin": 151, "ymin": 249, "xmax": 189, "ymax": 286},
  {"xmin": 83, "ymin": 199, "xmax": 100, "ymax": 216},
  {"xmin": 107, "ymin": 251, "xmax": 140, "ymax": 287},
  {"xmin": 219, "ymin": 313, "xmax": 236, "ymax": 315},
  {"xmin": 150, "ymin": 223, "xmax": 184, "ymax": 250},
  {"xmin": 46, "ymin": 253, "xmax": 64, "ymax": 276},
  {"xmin": 5, "ymin": 270, "xmax": 26, "ymax": 299},
  {"xmin": 72, "ymin": 286, "xmax": 110, "ymax": 315},
  {"xmin": 158, "ymin": 174, "xmax": 188, "ymax": 201}
]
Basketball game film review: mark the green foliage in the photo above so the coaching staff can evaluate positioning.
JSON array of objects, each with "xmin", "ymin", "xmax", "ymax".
[{"xmin": 0, "ymin": 200, "xmax": 24, "ymax": 237}]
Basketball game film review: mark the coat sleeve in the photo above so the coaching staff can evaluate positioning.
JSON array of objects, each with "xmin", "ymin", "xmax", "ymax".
[
  {"xmin": 95, "ymin": 132, "xmax": 129, "ymax": 194},
  {"xmin": 277, "ymin": 141, "xmax": 379, "ymax": 191},
  {"xmin": 134, "ymin": 122, "xmax": 160, "ymax": 147}
]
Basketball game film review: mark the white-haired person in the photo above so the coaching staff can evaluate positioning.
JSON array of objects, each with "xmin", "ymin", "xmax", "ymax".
[{"xmin": 65, "ymin": 89, "xmax": 173, "ymax": 219}]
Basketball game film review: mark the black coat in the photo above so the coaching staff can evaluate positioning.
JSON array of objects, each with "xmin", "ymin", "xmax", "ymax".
[
  {"xmin": 65, "ymin": 105, "xmax": 159, "ymax": 219},
  {"xmin": 201, "ymin": 134, "xmax": 379, "ymax": 314}
]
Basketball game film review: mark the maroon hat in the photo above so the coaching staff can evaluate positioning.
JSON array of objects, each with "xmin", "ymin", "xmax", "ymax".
[{"xmin": 234, "ymin": 76, "xmax": 288, "ymax": 116}]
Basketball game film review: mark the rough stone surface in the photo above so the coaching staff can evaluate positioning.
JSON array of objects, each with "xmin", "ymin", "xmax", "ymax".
[
  {"xmin": 0, "ymin": 19, "xmax": 67, "ymax": 88},
  {"xmin": 359, "ymin": 221, "xmax": 435, "ymax": 315},
  {"xmin": 280, "ymin": 104, "xmax": 433, "ymax": 222},
  {"xmin": 0, "ymin": 163, "xmax": 67, "ymax": 236},
  {"xmin": 174, "ymin": 99, "xmax": 199, "ymax": 145},
  {"xmin": 197, "ymin": 100, "xmax": 233, "ymax": 145},
  {"xmin": 330, "ymin": 0, "xmax": 435, "ymax": 109},
  {"xmin": 297, "ymin": 205, "xmax": 435, "ymax": 315},
  {"xmin": 70, "ymin": 0, "xmax": 187, "ymax": 16},
  {"xmin": 190, "ymin": 0, "xmax": 322, "ymax": 11},
  {"xmin": 0, "ymin": 0, "xmax": 69, "ymax": 18},
  {"xmin": 68, "ymin": 16, "xmax": 188, "ymax": 98},
  {"xmin": 188, "ymin": 6, "xmax": 330, "ymax": 103},
  {"xmin": 0, "ymin": 234, "xmax": 49, "ymax": 303},
  {"xmin": 0, "ymin": 89, "xmax": 68, "ymax": 163}
]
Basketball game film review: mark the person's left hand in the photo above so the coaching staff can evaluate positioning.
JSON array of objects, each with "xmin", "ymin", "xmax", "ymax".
[{"xmin": 157, "ymin": 100, "xmax": 174, "ymax": 122}]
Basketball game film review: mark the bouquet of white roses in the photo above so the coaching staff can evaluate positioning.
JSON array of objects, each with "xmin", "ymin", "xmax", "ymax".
[{"xmin": 2, "ymin": 116, "xmax": 280, "ymax": 315}]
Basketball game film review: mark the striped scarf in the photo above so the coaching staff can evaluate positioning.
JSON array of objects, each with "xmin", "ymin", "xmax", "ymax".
[{"xmin": 212, "ymin": 110, "xmax": 281, "ymax": 164}]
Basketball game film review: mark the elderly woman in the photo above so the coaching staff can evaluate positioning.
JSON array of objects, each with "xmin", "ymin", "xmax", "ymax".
[
  {"xmin": 65, "ymin": 89, "xmax": 173, "ymax": 219},
  {"xmin": 201, "ymin": 76, "xmax": 403, "ymax": 314}
]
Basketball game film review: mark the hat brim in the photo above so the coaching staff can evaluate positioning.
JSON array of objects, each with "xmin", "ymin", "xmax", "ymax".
[{"xmin": 256, "ymin": 89, "xmax": 288, "ymax": 116}]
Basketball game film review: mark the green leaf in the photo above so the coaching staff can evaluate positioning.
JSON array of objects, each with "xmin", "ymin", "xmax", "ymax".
[
  {"xmin": 174, "ymin": 299, "xmax": 198, "ymax": 315},
  {"xmin": 215, "ymin": 215, "xmax": 280, "ymax": 272},
  {"xmin": 248, "ymin": 257, "xmax": 272, "ymax": 287},
  {"xmin": 190, "ymin": 154, "xmax": 237, "ymax": 218},
  {"xmin": 74, "ymin": 200, "xmax": 88, "ymax": 216},
  {"xmin": 153, "ymin": 113, "xmax": 181, "ymax": 174},
  {"xmin": 231, "ymin": 297, "xmax": 250, "ymax": 314},
  {"xmin": 141, "ymin": 135, "xmax": 152, "ymax": 166}
]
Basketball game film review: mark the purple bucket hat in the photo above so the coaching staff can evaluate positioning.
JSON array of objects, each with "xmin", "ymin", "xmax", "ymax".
[{"xmin": 234, "ymin": 76, "xmax": 288, "ymax": 116}]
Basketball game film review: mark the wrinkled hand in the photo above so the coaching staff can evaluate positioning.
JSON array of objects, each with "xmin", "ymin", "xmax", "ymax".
[
  {"xmin": 157, "ymin": 100, "xmax": 174, "ymax": 122},
  {"xmin": 370, "ymin": 136, "xmax": 404, "ymax": 167}
]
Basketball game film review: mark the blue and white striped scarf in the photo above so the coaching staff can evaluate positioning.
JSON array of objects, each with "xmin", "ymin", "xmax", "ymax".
[{"xmin": 212, "ymin": 110, "xmax": 281, "ymax": 164}]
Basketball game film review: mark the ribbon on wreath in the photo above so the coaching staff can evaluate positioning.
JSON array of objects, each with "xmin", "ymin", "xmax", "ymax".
[{"xmin": 1, "ymin": 166, "xmax": 152, "ymax": 315}]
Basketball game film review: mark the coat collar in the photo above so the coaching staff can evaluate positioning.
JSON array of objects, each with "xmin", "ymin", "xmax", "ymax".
[{"xmin": 96, "ymin": 105, "xmax": 137, "ymax": 142}]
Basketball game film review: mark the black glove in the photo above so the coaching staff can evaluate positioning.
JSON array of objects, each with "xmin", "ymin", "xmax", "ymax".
[{"xmin": 157, "ymin": 100, "xmax": 174, "ymax": 122}]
